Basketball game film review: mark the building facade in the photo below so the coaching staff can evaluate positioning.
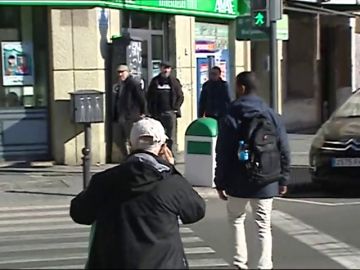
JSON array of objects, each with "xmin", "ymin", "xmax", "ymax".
[{"xmin": 0, "ymin": 0, "xmax": 251, "ymax": 165}]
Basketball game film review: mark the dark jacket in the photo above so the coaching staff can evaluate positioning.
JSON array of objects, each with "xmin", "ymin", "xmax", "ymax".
[
  {"xmin": 70, "ymin": 151, "xmax": 205, "ymax": 269},
  {"xmin": 147, "ymin": 74, "xmax": 184, "ymax": 117},
  {"xmin": 214, "ymin": 94, "xmax": 291, "ymax": 198},
  {"xmin": 112, "ymin": 76, "xmax": 146, "ymax": 122},
  {"xmin": 198, "ymin": 79, "xmax": 231, "ymax": 119}
]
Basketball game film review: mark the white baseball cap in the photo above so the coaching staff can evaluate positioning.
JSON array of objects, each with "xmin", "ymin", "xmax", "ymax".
[{"xmin": 130, "ymin": 117, "xmax": 168, "ymax": 150}]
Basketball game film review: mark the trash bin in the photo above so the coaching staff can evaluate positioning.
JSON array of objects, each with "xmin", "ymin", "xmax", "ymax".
[{"xmin": 185, "ymin": 118, "xmax": 218, "ymax": 187}]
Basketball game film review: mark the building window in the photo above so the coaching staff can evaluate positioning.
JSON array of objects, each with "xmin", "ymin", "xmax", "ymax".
[
  {"xmin": 0, "ymin": 7, "xmax": 20, "ymax": 28},
  {"xmin": 130, "ymin": 12, "xmax": 150, "ymax": 29}
]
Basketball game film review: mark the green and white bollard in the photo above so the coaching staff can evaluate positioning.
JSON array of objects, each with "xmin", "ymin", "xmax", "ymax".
[{"xmin": 185, "ymin": 118, "xmax": 218, "ymax": 187}]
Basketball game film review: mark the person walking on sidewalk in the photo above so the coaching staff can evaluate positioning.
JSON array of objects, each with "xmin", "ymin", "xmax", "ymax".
[
  {"xmin": 198, "ymin": 66, "xmax": 231, "ymax": 120},
  {"xmin": 70, "ymin": 117, "xmax": 205, "ymax": 269},
  {"xmin": 112, "ymin": 65, "xmax": 146, "ymax": 159},
  {"xmin": 214, "ymin": 71, "xmax": 291, "ymax": 270},
  {"xmin": 147, "ymin": 62, "xmax": 184, "ymax": 151}
]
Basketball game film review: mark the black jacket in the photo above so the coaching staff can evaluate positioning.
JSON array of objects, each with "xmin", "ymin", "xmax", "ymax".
[
  {"xmin": 70, "ymin": 151, "xmax": 205, "ymax": 269},
  {"xmin": 147, "ymin": 74, "xmax": 184, "ymax": 117},
  {"xmin": 214, "ymin": 94, "xmax": 291, "ymax": 198},
  {"xmin": 112, "ymin": 76, "xmax": 146, "ymax": 122},
  {"xmin": 198, "ymin": 79, "xmax": 231, "ymax": 119}
]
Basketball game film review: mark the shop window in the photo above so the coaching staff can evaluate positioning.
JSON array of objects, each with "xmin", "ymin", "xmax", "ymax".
[
  {"xmin": 0, "ymin": 7, "xmax": 49, "ymax": 109},
  {"xmin": 131, "ymin": 12, "xmax": 149, "ymax": 29},
  {"xmin": 0, "ymin": 7, "xmax": 20, "ymax": 28},
  {"xmin": 121, "ymin": 11, "xmax": 129, "ymax": 28}
]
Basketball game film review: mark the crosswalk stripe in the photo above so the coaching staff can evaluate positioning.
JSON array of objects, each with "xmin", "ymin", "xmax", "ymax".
[
  {"xmin": 27, "ymin": 265, "xmax": 84, "ymax": 270},
  {"xmin": 273, "ymin": 210, "xmax": 360, "ymax": 269},
  {"xmin": 0, "ymin": 217, "xmax": 72, "ymax": 226},
  {"xmin": 0, "ymin": 210, "xmax": 69, "ymax": 219},
  {"xmin": 0, "ymin": 242, "xmax": 216, "ymax": 256},
  {"xmin": 0, "ymin": 232, "xmax": 89, "ymax": 243},
  {"xmin": 184, "ymin": 247, "xmax": 215, "ymax": 254},
  {"xmin": 0, "ymin": 223, "xmax": 86, "ymax": 233},
  {"xmin": 182, "ymin": 236, "xmax": 203, "ymax": 243},
  {"xmin": 0, "ymin": 255, "xmax": 86, "ymax": 265},
  {"xmin": 0, "ymin": 205, "xmax": 69, "ymax": 212},
  {"xmin": 188, "ymin": 258, "xmax": 229, "ymax": 267},
  {"xmin": 0, "ymin": 225, "xmax": 192, "ymax": 235},
  {"xmin": 0, "ymin": 205, "xmax": 228, "ymax": 269},
  {"xmin": 0, "ymin": 241, "xmax": 88, "ymax": 253}
]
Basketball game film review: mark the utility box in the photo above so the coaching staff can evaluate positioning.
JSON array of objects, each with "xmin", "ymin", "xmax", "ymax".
[
  {"xmin": 185, "ymin": 118, "xmax": 218, "ymax": 187},
  {"xmin": 70, "ymin": 90, "xmax": 104, "ymax": 123}
]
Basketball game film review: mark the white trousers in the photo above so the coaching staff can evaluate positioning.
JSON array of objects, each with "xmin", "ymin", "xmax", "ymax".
[{"xmin": 227, "ymin": 196, "xmax": 274, "ymax": 270}]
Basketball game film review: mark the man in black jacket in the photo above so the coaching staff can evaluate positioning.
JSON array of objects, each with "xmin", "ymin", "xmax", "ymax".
[
  {"xmin": 70, "ymin": 117, "xmax": 205, "ymax": 269},
  {"xmin": 215, "ymin": 72, "xmax": 291, "ymax": 270},
  {"xmin": 198, "ymin": 66, "xmax": 231, "ymax": 120},
  {"xmin": 113, "ymin": 65, "xmax": 146, "ymax": 159},
  {"xmin": 147, "ymin": 62, "xmax": 184, "ymax": 151}
]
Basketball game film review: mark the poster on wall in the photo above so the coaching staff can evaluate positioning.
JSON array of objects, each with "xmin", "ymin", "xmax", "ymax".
[
  {"xmin": 127, "ymin": 40, "xmax": 142, "ymax": 79},
  {"xmin": 1, "ymin": 42, "xmax": 34, "ymax": 86}
]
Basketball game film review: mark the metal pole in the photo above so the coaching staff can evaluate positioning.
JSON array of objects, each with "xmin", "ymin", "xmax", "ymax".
[
  {"xmin": 269, "ymin": 20, "xmax": 279, "ymax": 113},
  {"xmin": 82, "ymin": 123, "xmax": 91, "ymax": 189}
]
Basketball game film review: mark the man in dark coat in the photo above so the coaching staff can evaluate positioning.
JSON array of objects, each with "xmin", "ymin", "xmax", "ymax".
[
  {"xmin": 198, "ymin": 66, "xmax": 231, "ymax": 120},
  {"xmin": 147, "ymin": 62, "xmax": 184, "ymax": 151},
  {"xmin": 70, "ymin": 117, "xmax": 205, "ymax": 269},
  {"xmin": 214, "ymin": 72, "xmax": 291, "ymax": 270},
  {"xmin": 112, "ymin": 65, "xmax": 146, "ymax": 158}
]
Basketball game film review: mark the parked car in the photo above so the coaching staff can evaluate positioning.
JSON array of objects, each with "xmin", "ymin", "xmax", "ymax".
[{"xmin": 309, "ymin": 89, "xmax": 360, "ymax": 187}]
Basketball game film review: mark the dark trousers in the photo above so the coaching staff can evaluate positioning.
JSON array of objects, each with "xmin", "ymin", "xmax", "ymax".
[
  {"xmin": 114, "ymin": 118, "xmax": 134, "ymax": 160},
  {"xmin": 156, "ymin": 111, "xmax": 176, "ymax": 151}
]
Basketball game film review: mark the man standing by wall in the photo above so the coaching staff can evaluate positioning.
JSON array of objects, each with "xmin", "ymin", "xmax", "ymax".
[
  {"xmin": 147, "ymin": 62, "xmax": 184, "ymax": 151},
  {"xmin": 112, "ymin": 65, "xmax": 146, "ymax": 160},
  {"xmin": 215, "ymin": 72, "xmax": 291, "ymax": 270},
  {"xmin": 198, "ymin": 66, "xmax": 231, "ymax": 120}
]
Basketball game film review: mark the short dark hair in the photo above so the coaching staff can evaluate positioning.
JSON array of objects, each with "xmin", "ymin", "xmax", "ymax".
[
  {"xmin": 211, "ymin": 66, "xmax": 221, "ymax": 74},
  {"xmin": 236, "ymin": 71, "xmax": 257, "ymax": 94}
]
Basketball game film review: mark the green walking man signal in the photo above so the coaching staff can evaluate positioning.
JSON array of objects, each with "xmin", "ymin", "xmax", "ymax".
[{"xmin": 254, "ymin": 11, "xmax": 265, "ymax": 26}]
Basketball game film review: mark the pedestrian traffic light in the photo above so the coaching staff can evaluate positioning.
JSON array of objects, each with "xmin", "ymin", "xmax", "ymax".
[
  {"xmin": 253, "ymin": 11, "xmax": 267, "ymax": 27},
  {"xmin": 251, "ymin": 0, "xmax": 269, "ymax": 29}
]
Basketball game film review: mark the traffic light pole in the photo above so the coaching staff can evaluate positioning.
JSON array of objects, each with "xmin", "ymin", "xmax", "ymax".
[{"xmin": 269, "ymin": 20, "xmax": 279, "ymax": 113}]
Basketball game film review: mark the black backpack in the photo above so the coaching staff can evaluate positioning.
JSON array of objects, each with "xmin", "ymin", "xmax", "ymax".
[{"xmin": 237, "ymin": 114, "xmax": 282, "ymax": 186}]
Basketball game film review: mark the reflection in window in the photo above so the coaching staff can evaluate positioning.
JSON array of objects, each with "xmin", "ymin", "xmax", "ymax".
[{"xmin": 335, "ymin": 91, "xmax": 360, "ymax": 118}]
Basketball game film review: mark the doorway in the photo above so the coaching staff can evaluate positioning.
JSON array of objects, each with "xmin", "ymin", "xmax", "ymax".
[{"xmin": 121, "ymin": 11, "xmax": 168, "ymax": 88}]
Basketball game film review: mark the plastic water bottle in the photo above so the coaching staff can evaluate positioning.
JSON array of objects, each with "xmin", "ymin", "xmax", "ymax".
[{"xmin": 238, "ymin": 141, "xmax": 249, "ymax": 161}]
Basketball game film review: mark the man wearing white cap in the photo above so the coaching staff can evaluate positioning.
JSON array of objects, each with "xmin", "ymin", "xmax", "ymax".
[{"xmin": 70, "ymin": 117, "xmax": 205, "ymax": 269}]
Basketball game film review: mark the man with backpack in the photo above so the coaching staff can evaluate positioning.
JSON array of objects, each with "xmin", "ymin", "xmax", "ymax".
[{"xmin": 214, "ymin": 72, "xmax": 290, "ymax": 270}]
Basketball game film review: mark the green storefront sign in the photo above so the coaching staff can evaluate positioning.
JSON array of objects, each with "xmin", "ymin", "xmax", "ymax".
[{"xmin": 1, "ymin": 0, "xmax": 242, "ymax": 18}]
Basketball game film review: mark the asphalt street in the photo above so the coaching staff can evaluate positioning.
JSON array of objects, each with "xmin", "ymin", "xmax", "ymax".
[{"xmin": 1, "ymin": 167, "xmax": 360, "ymax": 269}]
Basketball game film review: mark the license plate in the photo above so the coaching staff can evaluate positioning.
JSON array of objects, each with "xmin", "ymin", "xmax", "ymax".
[{"xmin": 332, "ymin": 158, "xmax": 360, "ymax": 167}]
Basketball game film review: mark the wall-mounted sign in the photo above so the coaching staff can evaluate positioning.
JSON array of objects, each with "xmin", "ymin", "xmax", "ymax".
[
  {"xmin": 0, "ymin": 0, "xmax": 242, "ymax": 19},
  {"xmin": 236, "ymin": 15, "xmax": 289, "ymax": 41},
  {"xmin": 1, "ymin": 42, "xmax": 34, "ymax": 86}
]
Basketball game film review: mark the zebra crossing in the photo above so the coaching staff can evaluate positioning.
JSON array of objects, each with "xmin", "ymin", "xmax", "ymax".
[{"xmin": 0, "ymin": 204, "xmax": 231, "ymax": 269}]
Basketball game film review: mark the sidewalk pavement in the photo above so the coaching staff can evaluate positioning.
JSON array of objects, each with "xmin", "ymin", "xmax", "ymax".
[
  {"xmin": 0, "ymin": 134, "xmax": 314, "ymax": 204},
  {"xmin": 0, "ymin": 134, "xmax": 314, "ymax": 174}
]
